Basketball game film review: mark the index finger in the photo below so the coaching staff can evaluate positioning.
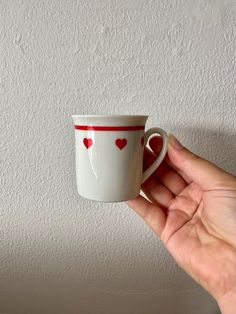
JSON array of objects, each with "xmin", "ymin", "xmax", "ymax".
[{"xmin": 148, "ymin": 136, "xmax": 192, "ymax": 184}]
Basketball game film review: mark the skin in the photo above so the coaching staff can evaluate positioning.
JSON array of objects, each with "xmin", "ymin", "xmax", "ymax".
[{"xmin": 127, "ymin": 134, "xmax": 236, "ymax": 313}]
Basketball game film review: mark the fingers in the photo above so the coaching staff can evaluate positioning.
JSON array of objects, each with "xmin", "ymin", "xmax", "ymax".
[
  {"xmin": 127, "ymin": 195, "xmax": 166, "ymax": 236},
  {"xmin": 142, "ymin": 175, "xmax": 174, "ymax": 208},
  {"xmin": 163, "ymin": 154, "xmax": 192, "ymax": 184},
  {"xmin": 144, "ymin": 138, "xmax": 187, "ymax": 195},
  {"xmin": 167, "ymin": 134, "xmax": 236, "ymax": 190},
  {"xmin": 149, "ymin": 136, "xmax": 192, "ymax": 184}
]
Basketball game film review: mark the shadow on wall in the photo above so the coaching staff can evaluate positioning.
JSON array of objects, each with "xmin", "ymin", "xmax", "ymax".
[
  {"xmin": 1, "ymin": 125, "xmax": 231, "ymax": 314},
  {"xmin": 169, "ymin": 125, "xmax": 236, "ymax": 176}
]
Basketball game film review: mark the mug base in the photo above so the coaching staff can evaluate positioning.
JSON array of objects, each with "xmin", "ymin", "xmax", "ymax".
[{"xmin": 78, "ymin": 192, "xmax": 140, "ymax": 203}]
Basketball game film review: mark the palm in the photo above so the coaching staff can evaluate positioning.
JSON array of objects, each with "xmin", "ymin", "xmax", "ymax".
[
  {"xmin": 163, "ymin": 183, "xmax": 236, "ymax": 299},
  {"xmin": 127, "ymin": 136, "xmax": 236, "ymax": 300}
]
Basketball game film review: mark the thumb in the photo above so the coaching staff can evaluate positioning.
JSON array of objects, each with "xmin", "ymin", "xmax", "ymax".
[{"xmin": 167, "ymin": 134, "xmax": 236, "ymax": 190}]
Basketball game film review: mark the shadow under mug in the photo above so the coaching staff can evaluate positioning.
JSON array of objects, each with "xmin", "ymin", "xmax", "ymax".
[{"xmin": 72, "ymin": 115, "xmax": 168, "ymax": 202}]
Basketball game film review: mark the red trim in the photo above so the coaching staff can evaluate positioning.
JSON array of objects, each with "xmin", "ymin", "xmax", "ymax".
[{"xmin": 74, "ymin": 125, "xmax": 145, "ymax": 131}]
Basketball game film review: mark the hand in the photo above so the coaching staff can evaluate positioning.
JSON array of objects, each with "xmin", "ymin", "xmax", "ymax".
[{"xmin": 127, "ymin": 134, "xmax": 236, "ymax": 313}]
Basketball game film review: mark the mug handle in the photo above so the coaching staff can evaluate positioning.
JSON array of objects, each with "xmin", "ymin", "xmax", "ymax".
[{"xmin": 141, "ymin": 128, "xmax": 168, "ymax": 184}]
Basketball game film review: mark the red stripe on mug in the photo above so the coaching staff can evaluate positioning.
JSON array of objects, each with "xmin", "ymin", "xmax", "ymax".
[{"xmin": 74, "ymin": 125, "xmax": 145, "ymax": 131}]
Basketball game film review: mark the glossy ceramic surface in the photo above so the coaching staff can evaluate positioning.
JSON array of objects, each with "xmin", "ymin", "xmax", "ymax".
[{"xmin": 72, "ymin": 115, "xmax": 168, "ymax": 202}]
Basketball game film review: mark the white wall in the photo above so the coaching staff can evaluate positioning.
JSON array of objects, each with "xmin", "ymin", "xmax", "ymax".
[{"xmin": 1, "ymin": 0, "xmax": 235, "ymax": 313}]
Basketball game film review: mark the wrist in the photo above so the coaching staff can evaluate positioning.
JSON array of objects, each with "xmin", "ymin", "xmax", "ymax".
[{"xmin": 218, "ymin": 287, "xmax": 236, "ymax": 314}]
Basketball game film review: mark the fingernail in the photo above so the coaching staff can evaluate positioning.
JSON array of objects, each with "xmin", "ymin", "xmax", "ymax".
[{"xmin": 168, "ymin": 134, "xmax": 183, "ymax": 150}]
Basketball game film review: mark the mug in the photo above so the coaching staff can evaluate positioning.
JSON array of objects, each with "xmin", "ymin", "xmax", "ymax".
[{"xmin": 71, "ymin": 115, "xmax": 168, "ymax": 202}]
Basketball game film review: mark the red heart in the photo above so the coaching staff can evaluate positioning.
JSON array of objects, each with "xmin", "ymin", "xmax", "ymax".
[
  {"xmin": 83, "ymin": 138, "xmax": 93, "ymax": 149},
  {"xmin": 141, "ymin": 137, "xmax": 144, "ymax": 146},
  {"xmin": 115, "ymin": 138, "xmax": 127, "ymax": 150}
]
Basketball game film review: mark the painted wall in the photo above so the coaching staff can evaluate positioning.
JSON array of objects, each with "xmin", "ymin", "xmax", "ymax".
[{"xmin": 1, "ymin": 0, "xmax": 235, "ymax": 313}]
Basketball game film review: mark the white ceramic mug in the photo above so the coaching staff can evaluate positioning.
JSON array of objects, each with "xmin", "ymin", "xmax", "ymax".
[{"xmin": 72, "ymin": 115, "xmax": 168, "ymax": 202}]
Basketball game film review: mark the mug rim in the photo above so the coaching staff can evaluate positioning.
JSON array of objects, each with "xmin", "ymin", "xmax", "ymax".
[{"xmin": 71, "ymin": 114, "xmax": 148, "ymax": 119}]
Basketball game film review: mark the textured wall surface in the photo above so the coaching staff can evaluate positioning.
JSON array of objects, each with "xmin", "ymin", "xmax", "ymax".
[{"xmin": 1, "ymin": 0, "xmax": 236, "ymax": 313}]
